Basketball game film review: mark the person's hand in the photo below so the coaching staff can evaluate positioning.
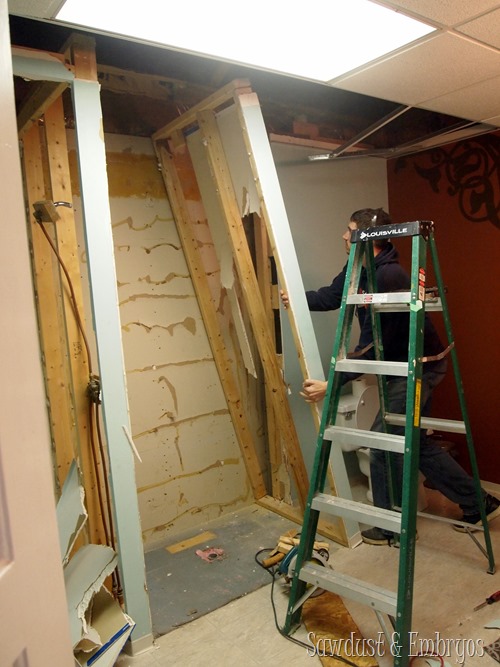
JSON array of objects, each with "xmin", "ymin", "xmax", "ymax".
[
  {"xmin": 300, "ymin": 379, "xmax": 327, "ymax": 403},
  {"xmin": 280, "ymin": 289, "xmax": 289, "ymax": 309}
]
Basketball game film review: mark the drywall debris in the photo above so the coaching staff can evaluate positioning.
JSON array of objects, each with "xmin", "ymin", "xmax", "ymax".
[
  {"xmin": 56, "ymin": 459, "xmax": 87, "ymax": 565},
  {"xmin": 73, "ymin": 587, "xmax": 134, "ymax": 667},
  {"xmin": 195, "ymin": 547, "xmax": 225, "ymax": 562},
  {"xmin": 64, "ymin": 543, "xmax": 118, "ymax": 646},
  {"xmin": 57, "ymin": 459, "xmax": 135, "ymax": 665}
]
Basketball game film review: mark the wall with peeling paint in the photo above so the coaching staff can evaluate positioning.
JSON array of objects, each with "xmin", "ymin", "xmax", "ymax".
[
  {"xmin": 69, "ymin": 134, "xmax": 388, "ymax": 553},
  {"xmin": 71, "ymin": 133, "xmax": 255, "ymax": 551}
]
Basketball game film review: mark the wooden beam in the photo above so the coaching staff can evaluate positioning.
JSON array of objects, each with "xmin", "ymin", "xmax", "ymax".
[
  {"xmin": 155, "ymin": 141, "xmax": 267, "ymax": 500},
  {"xmin": 256, "ymin": 495, "xmax": 350, "ymax": 543},
  {"xmin": 152, "ymin": 79, "xmax": 252, "ymax": 141},
  {"xmin": 96, "ymin": 63, "xmax": 213, "ymax": 101},
  {"xmin": 12, "ymin": 46, "xmax": 73, "ymax": 139},
  {"xmin": 22, "ymin": 123, "xmax": 78, "ymax": 495},
  {"xmin": 65, "ymin": 34, "xmax": 98, "ymax": 81},
  {"xmin": 254, "ymin": 214, "xmax": 285, "ymax": 500},
  {"xmin": 17, "ymin": 81, "xmax": 69, "ymax": 139},
  {"xmin": 197, "ymin": 109, "xmax": 309, "ymax": 510},
  {"xmin": 11, "ymin": 44, "xmax": 68, "ymax": 65}
]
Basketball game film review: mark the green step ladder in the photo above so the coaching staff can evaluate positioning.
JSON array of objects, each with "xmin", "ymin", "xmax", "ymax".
[{"xmin": 283, "ymin": 220, "xmax": 495, "ymax": 666}]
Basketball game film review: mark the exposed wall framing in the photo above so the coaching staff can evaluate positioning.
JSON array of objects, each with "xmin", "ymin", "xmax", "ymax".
[
  {"xmin": 153, "ymin": 80, "xmax": 350, "ymax": 544},
  {"xmin": 14, "ymin": 37, "xmax": 153, "ymax": 647},
  {"xmin": 22, "ymin": 99, "xmax": 104, "ymax": 546}
]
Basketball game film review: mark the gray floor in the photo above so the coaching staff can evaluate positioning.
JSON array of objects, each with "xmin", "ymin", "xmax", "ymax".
[
  {"xmin": 143, "ymin": 504, "xmax": 300, "ymax": 637},
  {"xmin": 118, "ymin": 482, "xmax": 500, "ymax": 666}
]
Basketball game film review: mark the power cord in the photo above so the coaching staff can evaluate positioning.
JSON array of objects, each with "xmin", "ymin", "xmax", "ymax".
[{"xmin": 254, "ymin": 548, "xmax": 358, "ymax": 666}]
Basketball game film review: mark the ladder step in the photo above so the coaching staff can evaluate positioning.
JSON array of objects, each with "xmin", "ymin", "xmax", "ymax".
[
  {"xmin": 375, "ymin": 299, "xmax": 443, "ymax": 313},
  {"xmin": 335, "ymin": 359, "xmax": 408, "ymax": 376},
  {"xmin": 312, "ymin": 493, "xmax": 402, "ymax": 533},
  {"xmin": 299, "ymin": 562, "xmax": 397, "ymax": 617},
  {"xmin": 385, "ymin": 413, "xmax": 466, "ymax": 434},
  {"xmin": 347, "ymin": 292, "xmax": 443, "ymax": 312},
  {"xmin": 347, "ymin": 291, "xmax": 412, "ymax": 305},
  {"xmin": 324, "ymin": 425, "xmax": 405, "ymax": 453}
]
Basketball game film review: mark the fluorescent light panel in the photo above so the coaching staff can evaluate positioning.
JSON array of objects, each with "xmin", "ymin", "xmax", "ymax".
[{"xmin": 57, "ymin": 0, "xmax": 435, "ymax": 82}]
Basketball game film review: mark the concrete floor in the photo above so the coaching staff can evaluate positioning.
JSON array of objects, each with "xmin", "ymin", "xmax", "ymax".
[
  {"xmin": 117, "ymin": 482, "xmax": 500, "ymax": 666},
  {"xmin": 143, "ymin": 505, "xmax": 300, "ymax": 637}
]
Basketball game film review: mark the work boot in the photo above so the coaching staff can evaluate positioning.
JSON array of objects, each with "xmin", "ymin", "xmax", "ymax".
[
  {"xmin": 361, "ymin": 527, "xmax": 395, "ymax": 546},
  {"xmin": 361, "ymin": 526, "xmax": 419, "ymax": 546},
  {"xmin": 453, "ymin": 494, "xmax": 500, "ymax": 532}
]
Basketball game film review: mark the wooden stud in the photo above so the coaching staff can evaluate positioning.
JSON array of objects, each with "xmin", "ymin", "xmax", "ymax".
[
  {"xmin": 22, "ymin": 123, "xmax": 77, "ymax": 494},
  {"xmin": 17, "ymin": 82, "xmax": 69, "ymax": 140},
  {"xmin": 253, "ymin": 213, "xmax": 285, "ymax": 500},
  {"xmin": 256, "ymin": 495, "xmax": 346, "ymax": 543},
  {"xmin": 197, "ymin": 109, "xmax": 309, "ymax": 510},
  {"xmin": 155, "ymin": 142, "xmax": 267, "ymax": 500},
  {"xmin": 153, "ymin": 79, "xmax": 252, "ymax": 141}
]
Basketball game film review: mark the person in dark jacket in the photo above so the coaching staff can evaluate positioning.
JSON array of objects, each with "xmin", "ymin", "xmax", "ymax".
[{"xmin": 282, "ymin": 207, "xmax": 500, "ymax": 545}]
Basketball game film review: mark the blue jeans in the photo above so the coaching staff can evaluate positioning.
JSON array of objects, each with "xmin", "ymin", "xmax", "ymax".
[{"xmin": 369, "ymin": 359, "xmax": 482, "ymax": 531}]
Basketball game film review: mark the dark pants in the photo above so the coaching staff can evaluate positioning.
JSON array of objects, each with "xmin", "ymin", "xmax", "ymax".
[{"xmin": 369, "ymin": 359, "xmax": 482, "ymax": 530}]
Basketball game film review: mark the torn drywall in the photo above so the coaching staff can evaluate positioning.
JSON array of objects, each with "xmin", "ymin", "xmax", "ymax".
[
  {"xmin": 64, "ymin": 543, "xmax": 118, "ymax": 647},
  {"xmin": 57, "ymin": 459, "xmax": 87, "ymax": 565},
  {"xmin": 73, "ymin": 587, "xmax": 134, "ymax": 667},
  {"xmin": 57, "ymin": 461, "xmax": 135, "ymax": 664}
]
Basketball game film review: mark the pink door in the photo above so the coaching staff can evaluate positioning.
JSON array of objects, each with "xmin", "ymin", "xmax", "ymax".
[{"xmin": 0, "ymin": 4, "xmax": 74, "ymax": 664}]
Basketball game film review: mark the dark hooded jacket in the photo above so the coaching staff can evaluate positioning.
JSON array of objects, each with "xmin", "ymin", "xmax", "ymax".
[{"xmin": 306, "ymin": 243, "xmax": 444, "ymax": 369}]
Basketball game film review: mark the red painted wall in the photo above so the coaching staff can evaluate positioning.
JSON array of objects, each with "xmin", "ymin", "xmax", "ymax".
[{"xmin": 387, "ymin": 133, "xmax": 500, "ymax": 484}]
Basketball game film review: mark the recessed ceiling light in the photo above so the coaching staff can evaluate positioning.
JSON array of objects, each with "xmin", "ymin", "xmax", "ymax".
[{"xmin": 56, "ymin": 0, "xmax": 435, "ymax": 83}]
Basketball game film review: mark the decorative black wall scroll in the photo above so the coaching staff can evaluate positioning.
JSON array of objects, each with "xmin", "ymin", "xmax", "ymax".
[{"xmin": 394, "ymin": 133, "xmax": 500, "ymax": 230}]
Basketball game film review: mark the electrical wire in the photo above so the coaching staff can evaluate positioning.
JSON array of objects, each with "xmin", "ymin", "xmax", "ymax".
[
  {"xmin": 35, "ymin": 216, "xmax": 93, "ymax": 374},
  {"xmin": 94, "ymin": 401, "xmax": 123, "ymax": 604},
  {"xmin": 254, "ymin": 548, "xmax": 359, "ymax": 667},
  {"xmin": 35, "ymin": 211, "xmax": 123, "ymax": 603}
]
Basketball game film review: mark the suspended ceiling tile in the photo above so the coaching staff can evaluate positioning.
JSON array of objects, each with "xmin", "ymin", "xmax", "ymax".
[
  {"xmin": 7, "ymin": 0, "xmax": 64, "ymax": 18},
  {"xmin": 423, "ymin": 75, "xmax": 500, "ymax": 124},
  {"xmin": 455, "ymin": 8, "xmax": 500, "ymax": 48},
  {"xmin": 378, "ymin": 0, "xmax": 500, "ymax": 26},
  {"xmin": 330, "ymin": 32, "xmax": 500, "ymax": 108},
  {"xmin": 483, "ymin": 114, "xmax": 500, "ymax": 126}
]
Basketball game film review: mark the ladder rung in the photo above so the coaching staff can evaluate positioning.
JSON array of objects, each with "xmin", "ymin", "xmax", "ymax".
[
  {"xmin": 324, "ymin": 425, "xmax": 405, "ymax": 453},
  {"xmin": 335, "ymin": 359, "xmax": 408, "ymax": 376},
  {"xmin": 300, "ymin": 563, "xmax": 397, "ymax": 617},
  {"xmin": 346, "ymin": 292, "xmax": 443, "ymax": 312},
  {"xmin": 375, "ymin": 298, "xmax": 443, "ymax": 313},
  {"xmin": 347, "ymin": 291, "xmax": 412, "ymax": 305},
  {"xmin": 312, "ymin": 493, "xmax": 402, "ymax": 533},
  {"xmin": 385, "ymin": 413, "xmax": 466, "ymax": 434}
]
